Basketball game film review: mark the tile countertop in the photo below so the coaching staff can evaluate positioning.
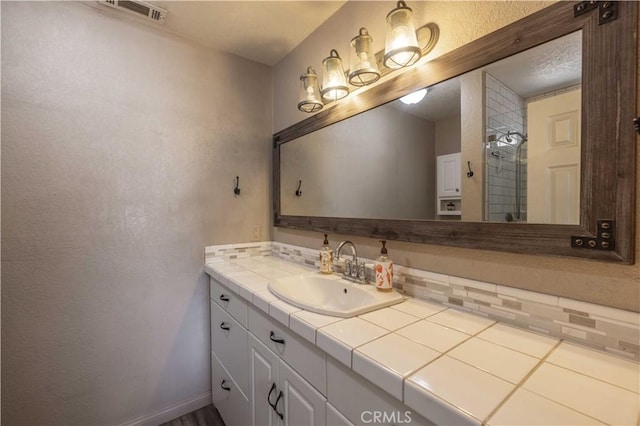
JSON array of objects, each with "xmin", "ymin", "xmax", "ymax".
[{"xmin": 204, "ymin": 256, "xmax": 640, "ymax": 426}]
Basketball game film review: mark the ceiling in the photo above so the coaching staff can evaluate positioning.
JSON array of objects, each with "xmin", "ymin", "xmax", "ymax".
[
  {"xmin": 148, "ymin": 1, "xmax": 346, "ymax": 66},
  {"xmin": 393, "ymin": 30, "xmax": 582, "ymax": 123}
]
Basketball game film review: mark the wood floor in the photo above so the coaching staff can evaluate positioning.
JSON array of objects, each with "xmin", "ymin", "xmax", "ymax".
[{"xmin": 160, "ymin": 404, "xmax": 225, "ymax": 426}]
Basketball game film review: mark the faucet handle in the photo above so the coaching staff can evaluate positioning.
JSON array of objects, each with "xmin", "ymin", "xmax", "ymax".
[
  {"xmin": 350, "ymin": 260, "xmax": 358, "ymax": 278},
  {"xmin": 357, "ymin": 262, "xmax": 366, "ymax": 281},
  {"xmin": 343, "ymin": 259, "xmax": 352, "ymax": 277}
]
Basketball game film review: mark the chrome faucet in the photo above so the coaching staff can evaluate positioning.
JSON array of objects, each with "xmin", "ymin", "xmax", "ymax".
[{"xmin": 334, "ymin": 240, "xmax": 367, "ymax": 284}]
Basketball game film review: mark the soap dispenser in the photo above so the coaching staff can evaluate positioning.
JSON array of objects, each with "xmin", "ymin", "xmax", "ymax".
[
  {"xmin": 375, "ymin": 240, "xmax": 393, "ymax": 292},
  {"xmin": 319, "ymin": 234, "xmax": 333, "ymax": 274}
]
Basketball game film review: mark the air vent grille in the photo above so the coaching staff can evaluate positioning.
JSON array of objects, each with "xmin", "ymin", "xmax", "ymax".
[{"xmin": 97, "ymin": 0, "xmax": 167, "ymax": 23}]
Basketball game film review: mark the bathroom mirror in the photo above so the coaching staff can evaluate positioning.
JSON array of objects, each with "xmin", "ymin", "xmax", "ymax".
[
  {"xmin": 273, "ymin": 1, "xmax": 637, "ymax": 263},
  {"xmin": 280, "ymin": 31, "xmax": 582, "ymax": 224}
]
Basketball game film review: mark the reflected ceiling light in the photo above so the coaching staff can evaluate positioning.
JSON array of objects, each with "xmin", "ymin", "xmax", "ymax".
[
  {"xmin": 321, "ymin": 49, "xmax": 350, "ymax": 103},
  {"xmin": 400, "ymin": 88, "xmax": 428, "ymax": 104},
  {"xmin": 348, "ymin": 28, "xmax": 381, "ymax": 87},
  {"xmin": 298, "ymin": 66, "xmax": 324, "ymax": 113},
  {"xmin": 384, "ymin": 1, "xmax": 421, "ymax": 69}
]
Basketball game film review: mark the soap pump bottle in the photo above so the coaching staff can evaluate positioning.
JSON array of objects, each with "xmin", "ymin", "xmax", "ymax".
[
  {"xmin": 319, "ymin": 234, "xmax": 333, "ymax": 274},
  {"xmin": 375, "ymin": 240, "xmax": 393, "ymax": 292}
]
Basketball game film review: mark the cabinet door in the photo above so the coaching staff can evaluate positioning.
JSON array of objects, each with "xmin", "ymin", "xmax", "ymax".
[
  {"xmin": 249, "ymin": 334, "xmax": 280, "ymax": 426},
  {"xmin": 278, "ymin": 360, "xmax": 326, "ymax": 426},
  {"xmin": 437, "ymin": 153, "xmax": 461, "ymax": 198}
]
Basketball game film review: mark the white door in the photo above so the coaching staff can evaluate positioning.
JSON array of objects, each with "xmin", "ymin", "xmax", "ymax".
[
  {"xmin": 278, "ymin": 360, "xmax": 326, "ymax": 426},
  {"xmin": 527, "ymin": 88, "xmax": 581, "ymax": 224},
  {"xmin": 249, "ymin": 334, "xmax": 280, "ymax": 426}
]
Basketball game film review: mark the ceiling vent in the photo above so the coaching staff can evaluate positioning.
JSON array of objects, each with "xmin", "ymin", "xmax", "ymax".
[{"xmin": 98, "ymin": 0, "xmax": 167, "ymax": 24}]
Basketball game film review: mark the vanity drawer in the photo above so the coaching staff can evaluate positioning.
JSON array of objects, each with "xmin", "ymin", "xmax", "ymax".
[
  {"xmin": 248, "ymin": 306, "xmax": 326, "ymax": 396},
  {"xmin": 211, "ymin": 300, "xmax": 248, "ymax": 395},
  {"xmin": 210, "ymin": 277, "xmax": 248, "ymax": 327},
  {"xmin": 212, "ymin": 351, "xmax": 249, "ymax": 426}
]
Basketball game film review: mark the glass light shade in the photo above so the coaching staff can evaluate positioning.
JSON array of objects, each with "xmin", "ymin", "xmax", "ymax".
[
  {"xmin": 348, "ymin": 28, "xmax": 381, "ymax": 87},
  {"xmin": 297, "ymin": 66, "xmax": 323, "ymax": 113},
  {"xmin": 384, "ymin": 1, "xmax": 421, "ymax": 69},
  {"xmin": 400, "ymin": 88, "xmax": 428, "ymax": 104},
  {"xmin": 321, "ymin": 49, "xmax": 349, "ymax": 103}
]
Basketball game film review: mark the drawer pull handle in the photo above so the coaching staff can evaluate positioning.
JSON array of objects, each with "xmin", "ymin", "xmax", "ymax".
[
  {"xmin": 219, "ymin": 294, "xmax": 230, "ymax": 302},
  {"xmin": 220, "ymin": 322, "xmax": 230, "ymax": 331},
  {"xmin": 269, "ymin": 331, "xmax": 285, "ymax": 345},
  {"xmin": 274, "ymin": 390, "xmax": 284, "ymax": 420},
  {"xmin": 268, "ymin": 383, "xmax": 277, "ymax": 410},
  {"xmin": 220, "ymin": 380, "xmax": 231, "ymax": 392}
]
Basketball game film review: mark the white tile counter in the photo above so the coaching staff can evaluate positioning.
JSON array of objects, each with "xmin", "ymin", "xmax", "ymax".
[{"xmin": 205, "ymin": 255, "xmax": 640, "ymax": 426}]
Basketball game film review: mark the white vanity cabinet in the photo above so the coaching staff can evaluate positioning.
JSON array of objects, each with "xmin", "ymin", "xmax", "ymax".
[
  {"xmin": 248, "ymin": 307, "xmax": 327, "ymax": 425},
  {"xmin": 248, "ymin": 307, "xmax": 326, "ymax": 395},
  {"xmin": 210, "ymin": 278, "xmax": 250, "ymax": 425},
  {"xmin": 436, "ymin": 152, "xmax": 462, "ymax": 216},
  {"xmin": 210, "ymin": 276, "xmax": 429, "ymax": 426},
  {"xmin": 249, "ymin": 334, "xmax": 326, "ymax": 425},
  {"xmin": 211, "ymin": 277, "xmax": 327, "ymax": 426}
]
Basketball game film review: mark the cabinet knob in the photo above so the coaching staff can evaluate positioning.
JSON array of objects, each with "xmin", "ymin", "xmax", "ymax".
[
  {"xmin": 274, "ymin": 390, "xmax": 284, "ymax": 420},
  {"xmin": 268, "ymin": 383, "xmax": 277, "ymax": 409},
  {"xmin": 455, "ymin": 188, "xmax": 459, "ymax": 192},
  {"xmin": 269, "ymin": 331, "xmax": 285, "ymax": 345}
]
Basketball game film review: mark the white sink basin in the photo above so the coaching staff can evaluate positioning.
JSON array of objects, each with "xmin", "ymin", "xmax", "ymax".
[{"xmin": 268, "ymin": 273, "xmax": 404, "ymax": 318}]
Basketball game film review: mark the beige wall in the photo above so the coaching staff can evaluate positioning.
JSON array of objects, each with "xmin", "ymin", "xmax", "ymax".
[
  {"xmin": 435, "ymin": 115, "xmax": 461, "ymax": 157},
  {"xmin": 272, "ymin": 1, "xmax": 639, "ymax": 312},
  {"xmin": 1, "ymin": 2, "xmax": 271, "ymax": 424}
]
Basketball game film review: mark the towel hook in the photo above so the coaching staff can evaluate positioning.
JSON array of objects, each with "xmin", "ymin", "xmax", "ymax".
[
  {"xmin": 466, "ymin": 161, "xmax": 474, "ymax": 178},
  {"xmin": 295, "ymin": 180, "xmax": 302, "ymax": 197},
  {"xmin": 233, "ymin": 176, "xmax": 241, "ymax": 195}
]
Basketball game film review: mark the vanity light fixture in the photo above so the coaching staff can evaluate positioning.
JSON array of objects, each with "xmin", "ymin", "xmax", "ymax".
[
  {"xmin": 384, "ymin": 0, "xmax": 421, "ymax": 69},
  {"xmin": 321, "ymin": 49, "xmax": 350, "ymax": 102},
  {"xmin": 399, "ymin": 88, "xmax": 428, "ymax": 104},
  {"xmin": 297, "ymin": 66, "xmax": 324, "ymax": 113},
  {"xmin": 297, "ymin": 1, "xmax": 437, "ymax": 114},
  {"xmin": 348, "ymin": 28, "xmax": 381, "ymax": 87}
]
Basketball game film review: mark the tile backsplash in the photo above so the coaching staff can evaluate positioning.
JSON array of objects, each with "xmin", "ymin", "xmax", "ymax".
[{"xmin": 205, "ymin": 241, "xmax": 640, "ymax": 360}]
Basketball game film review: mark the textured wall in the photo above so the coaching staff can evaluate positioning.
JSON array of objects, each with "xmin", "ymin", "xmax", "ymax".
[
  {"xmin": 272, "ymin": 1, "xmax": 640, "ymax": 312},
  {"xmin": 1, "ymin": 2, "xmax": 271, "ymax": 424}
]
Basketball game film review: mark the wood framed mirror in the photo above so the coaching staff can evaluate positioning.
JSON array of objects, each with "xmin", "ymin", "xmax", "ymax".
[{"xmin": 273, "ymin": 1, "xmax": 637, "ymax": 264}]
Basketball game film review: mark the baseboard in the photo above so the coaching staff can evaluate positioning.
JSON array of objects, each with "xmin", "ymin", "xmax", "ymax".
[{"xmin": 121, "ymin": 391, "xmax": 212, "ymax": 426}]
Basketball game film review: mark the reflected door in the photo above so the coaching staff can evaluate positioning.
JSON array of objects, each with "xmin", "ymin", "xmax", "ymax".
[{"xmin": 527, "ymin": 88, "xmax": 581, "ymax": 224}]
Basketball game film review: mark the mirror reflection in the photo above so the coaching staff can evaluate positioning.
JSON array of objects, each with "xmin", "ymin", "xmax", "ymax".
[{"xmin": 280, "ymin": 31, "xmax": 582, "ymax": 224}]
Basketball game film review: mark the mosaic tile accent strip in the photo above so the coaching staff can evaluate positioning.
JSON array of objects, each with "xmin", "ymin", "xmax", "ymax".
[
  {"xmin": 398, "ymin": 269, "xmax": 640, "ymax": 361},
  {"xmin": 204, "ymin": 242, "xmax": 271, "ymax": 263},
  {"xmin": 205, "ymin": 241, "xmax": 640, "ymax": 360}
]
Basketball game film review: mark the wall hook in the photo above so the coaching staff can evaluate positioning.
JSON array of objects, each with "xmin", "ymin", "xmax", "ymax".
[
  {"xmin": 295, "ymin": 180, "xmax": 303, "ymax": 197},
  {"xmin": 633, "ymin": 117, "xmax": 640, "ymax": 135},
  {"xmin": 466, "ymin": 161, "xmax": 474, "ymax": 178},
  {"xmin": 233, "ymin": 176, "xmax": 241, "ymax": 195}
]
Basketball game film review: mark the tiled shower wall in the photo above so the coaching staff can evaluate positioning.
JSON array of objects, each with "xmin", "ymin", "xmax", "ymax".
[
  {"xmin": 205, "ymin": 242, "xmax": 640, "ymax": 361},
  {"xmin": 484, "ymin": 72, "xmax": 527, "ymax": 222}
]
